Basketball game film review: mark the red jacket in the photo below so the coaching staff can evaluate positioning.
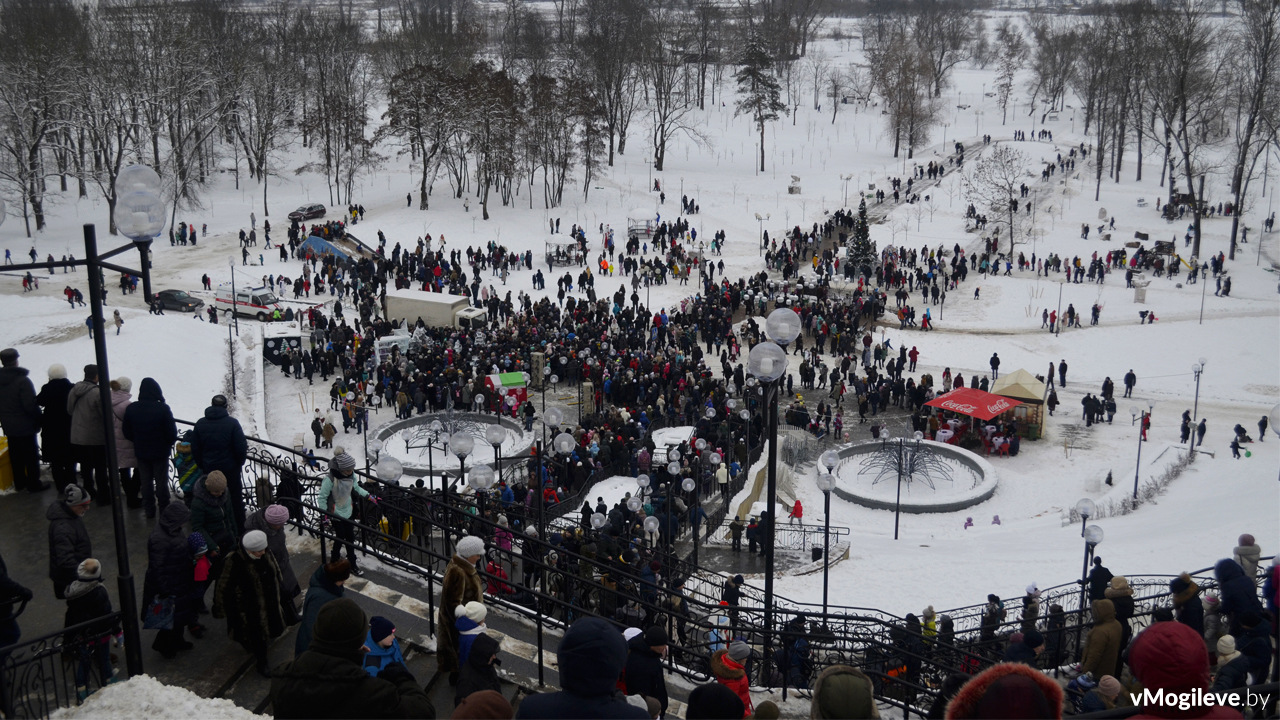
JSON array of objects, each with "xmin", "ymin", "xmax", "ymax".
[
  {"xmin": 711, "ymin": 650, "xmax": 752, "ymax": 717},
  {"xmin": 789, "ymin": 500, "xmax": 803, "ymax": 519}
]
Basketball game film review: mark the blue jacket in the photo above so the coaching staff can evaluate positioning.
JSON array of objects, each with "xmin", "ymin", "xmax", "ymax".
[
  {"xmin": 362, "ymin": 632, "xmax": 406, "ymax": 678},
  {"xmin": 456, "ymin": 615, "xmax": 484, "ymax": 666},
  {"xmin": 295, "ymin": 565, "xmax": 345, "ymax": 657}
]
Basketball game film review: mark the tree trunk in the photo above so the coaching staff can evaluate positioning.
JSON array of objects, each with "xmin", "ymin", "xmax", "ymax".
[{"xmin": 758, "ymin": 120, "xmax": 766, "ymax": 172}]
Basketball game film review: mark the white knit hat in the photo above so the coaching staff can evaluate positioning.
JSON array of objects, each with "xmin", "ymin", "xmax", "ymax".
[
  {"xmin": 1217, "ymin": 635, "xmax": 1241, "ymax": 662},
  {"xmin": 456, "ymin": 534, "xmax": 485, "ymax": 559}
]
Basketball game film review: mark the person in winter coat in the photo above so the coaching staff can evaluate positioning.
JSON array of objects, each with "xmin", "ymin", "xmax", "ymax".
[
  {"xmin": 295, "ymin": 560, "xmax": 349, "ymax": 657},
  {"xmin": 979, "ymin": 594, "xmax": 1004, "ymax": 655},
  {"xmin": 623, "ymin": 626, "xmax": 669, "ymax": 716},
  {"xmin": 455, "ymin": 601, "xmax": 488, "ymax": 666},
  {"xmin": 810, "ymin": 664, "xmax": 881, "ymax": 719},
  {"xmin": 1215, "ymin": 558, "xmax": 1264, "ymax": 635},
  {"xmin": 1210, "ymin": 636, "xmax": 1250, "ymax": 692},
  {"xmin": 716, "ymin": 462, "xmax": 729, "ymax": 497},
  {"xmin": 67, "ymin": 365, "xmax": 109, "ymax": 503},
  {"xmin": 1020, "ymin": 584, "xmax": 1041, "ymax": 634},
  {"xmin": 48, "ymin": 486, "xmax": 93, "ymax": 599},
  {"xmin": 37, "ymin": 364, "xmax": 75, "ymax": 492},
  {"xmin": 0, "ymin": 347, "xmax": 45, "ymax": 493},
  {"xmin": 439, "ymin": 535, "xmax": 485, "ymax": 678},
  {"xmin": 711, "ymin": 642, "xmax": 753, "ymax": 717},
  {"xmin": 142, "ymin": 502, "xmax": 201, "ymax": 659},
  {"xmin": 1232, "ymin": 534, "xmax": 1261, "ymax": 580},
  {"xmin": 62, "ymin": 559, "xmax": 119, "ymax": 700},
  {"xmin": 1127, "ymin": 620, "xmax": 1243, "ymax": 719},
  {"xmin": 1233, "ymin": 612, "xmax": 1272, "ymax": 685},
  {"xmin": 514, "ymin": 617, "xmax": 648, "ymax": 719},
  {"xmin": 189, "ymin": 471, "xmax": 238, "ymax": 588},
  {"xmin": 1088, "ymin": 557, "xmax": 1114, "ymax": 601},
  {"xmin": 271, "ymin": 597, "xmax": 434, "ymax": 719},
  {"xmin": 1169, "ymin": 572, "xmax": 1206, "ymax": 637},
  {"xmin": 362, "ymin": 616, "xmax": 406, "ymax": 678},
  {"xmin": 245, "ymin": 504, "xmax": 300, "ymax": 600},
  {"xmin": 944, "ymin": 662, "xmax": 1062, "ymax": 720},
  {"xmin": 122, "ymin": 377, "xmax": 178, "ymax": 518},
  {"xmin": 456, "ymin": 632, "xmax": 502, "ymax": 708},
  {"xmin": 190, "ymin": 395, "xmax": 249, "ymax": 528},
  {"xmin": 213, "ymin": 530, "xmax": 295, "ymax": 675},
  {"xmin": 109, "ymin": 377, "xmax": 140, "ymax": 507},
  {"xmin": 1080, "ymin": 599, "xmax": 1122, "ymax": 680},
  {"xmin": 1105, "ymin": 576, "xmax": 1135, "ymax": 654},
  {"xmin": 788, "ymin": 499, "xmax": 803, "ymax": 524},
  {"xmin": 317, "ymin": 451, "xmax": 369, "ymax": 574}
]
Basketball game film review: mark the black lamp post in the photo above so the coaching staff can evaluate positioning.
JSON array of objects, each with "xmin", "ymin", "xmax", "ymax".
[
  {"xmin": 1129, "ymin": 402, "xmax": 1153, "ymax": 499},
  {"xmin": 1189, "ymin": 359, "xmax": 1206, "ymax": 457},
  {"xmin": 1076, "ymin": 523, "xmax": 1104, "ymax": 660},
  {"xmin": 746, "ymin": 307, "xmax": 801, "ymax": 695},
  {"xmin": 818, "ymin": 450, "xmax": 840, "ymax": 619}
]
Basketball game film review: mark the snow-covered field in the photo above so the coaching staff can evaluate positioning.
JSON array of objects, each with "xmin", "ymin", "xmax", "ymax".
[{"xmin": 2, "ymin": 22, "xmax": 1276, "ymax": 625}]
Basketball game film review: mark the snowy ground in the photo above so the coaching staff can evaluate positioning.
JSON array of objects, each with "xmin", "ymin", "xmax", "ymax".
[
  {"xmin": 50, "ymin": 675, "xmax": 265, "ymax": 720},
  {"xmin": 1, "ymin": 26, "xmax": 1276, "ymax": 622}
]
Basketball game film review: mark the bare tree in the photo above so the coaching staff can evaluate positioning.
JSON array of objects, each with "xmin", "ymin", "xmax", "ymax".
[
  {"xmin": 578, "ymin": 0, "xmax": 646, "ymax": 165},
  {"xmin": 865, "ymin": 20, "xmax": 939, "ymax": 158},
  {"xmin": 1225, "ymin": 0, "xmax": 1280, "ymax": 258},
  {"xmin": 992, "ymin": 20, "xmax": 1028, "ymax": 125},
  {"xmin": 1026, "ymin": 16, "xmax": 1076, "ymax": 113},
  {"xmin": 643, "ymin": 4, "xmax": 708, "ymax": 171},
  {"xmin": 964, "ymin": 144, "xmax": 1032, "ymax": 256},
  {"xmin": 806, "ymin": 49, "xmax": 832, "ymax": 110},
  {"xmin": 911, "ymin": 0, "xmax": 976, "ymax": 97}
]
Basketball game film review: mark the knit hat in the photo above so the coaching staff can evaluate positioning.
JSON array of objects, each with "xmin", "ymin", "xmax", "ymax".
[
  {"xmin": 330, "ymin": 451, "xmax": 357, "ymax": 476},
  {"xmin": 1239, "ymin": 533, "xmax": 1255, "ymax": 546},
  {"xmin": 754, "ymin": 700, "xmax": 780, "ymax": 720},
  {"xmin": 685, "ymin": 682, "xmax": 744, "ymax": 720},
  {"xmin": 204, "ymin": 470, "xmax": 227, "ymax": 494},
  {"xmin": 733, "ymin": 574, "xmax": 744, "ymax": 585},
  {"xmin": 64, "ymin": 485, "xmax": 91, "ymax": 507},
  {"xmin": 644, "ymin": 625, "xmax": 668, "ymax": 647},
  {"xmin": 456, "ymin": 534, "xmax": 485, "ymax": 559},
  {"xmin": 76, "ymin": 558, "xmax": 101, "ymax": 581},
  {"xmin": 1098, "ymin": 675, "xmax": 1123, "ymax": 699},
  {"xmin": 923, "ymin": 605, "xmax": 936, "ymax": 619},
  {"xmin": 622, "ymin": 627, "xmax": 643, "ymax": 642},
  {"xmin": 48, "ymin": 364, "xmax": 66, "ymax": 380},
  {"xmin": 1128, "ymin": 621, "xmax": 1212, "ymax": 696},
  {"xmin": 458, "ymin": 601, "xmax": 487, "ymax": 625},
  {"xmin": 114, "ymin": 376, "xmax": 132, "ymax": 393},
  {"xmin": 264, "ymin": 504, "xmax": 290, "ymax": 526},
  {"xmin": 369, "ymin": 616, "xmax": 396, "ymax": 644},
  {"xmin": 812, "ymin": 665, "xmax": 879, "ymax": 719},
  {"xmin": 945, "ymin": 662, "xmax": 1062, "ymax": 719},
  {"xmin": 728, "ymin": 641, "xmax": 751, "ymax": 662},
  {"xmin": 211, "ymin": 394, "xmax": 228, "ymax": 407},
  {"xmin": 325, "ymin": 559, "xmax": 351, "ymax": 583},
  {"xmin": 187, "ymin": 532, "xmax": 208, "ymax": 556},
  {"xmin": 1026, "ymin": 582, "xmax": 1040, "ymax": 596},
  {"xmin": 311, "ymin": 597, "xmax": 368, "ymax": 655},
  {"xmin": 1023, "ymin": 629, "xmax": 1044, "ymax": 649},
  {"xmin": 1217, "ymin": 635, "xmax": 1240, "ymax": 662},
  {"xmin": 450, "ymin": 690, "xmax": 513, "ymax": 720},
  {"xmin": 242, "ymin": 530, "xmax": 268, "ymax": 553},
  {"xmin": 497, "ymin": 515, "xmax": 508, "ymax": 528}
]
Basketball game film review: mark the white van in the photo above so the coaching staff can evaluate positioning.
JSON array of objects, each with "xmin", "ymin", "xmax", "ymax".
[{"xmin": 214, "ymin": 285, "xmax": 284, "ymax": 321}]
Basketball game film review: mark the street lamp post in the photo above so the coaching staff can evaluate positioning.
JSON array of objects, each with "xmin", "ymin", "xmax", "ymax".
[
  {"xmin": 449, "ymin": 432, "xmax": 474, "ymax": 533},
  {"xmin": 1190, "ymin": 359, "xmax": 1206, "ymax": 457},
  {"xmin": 682, "ymin": 476, "xmax": 698, "ymax": 568},
  {"xmin": 746, "ymin": 307, "xmax": 801, "ymax": 696},
  {"xmin": 553, "ymin": 432, "xmax": 576, "ymax": 515},
  {"xmin": 1075, "ymin": 498, "xmax": 1096, "ymax": 538},
  {"xmin": 485, "ymin": 424, "xmax": 506, "ymax": 488},
  {"xmin": 469, "ymin": 464, "xmax": 495, "ymax": 522},
  {"xmin": 754, "ymin": 213, "xmax": 770, "ymax": 256},
  {"xmin": 427, "ymin": 420, "xmax": 444, "ymax": 489},
  {"xmin": 1076, "ymin": 524, "xmax": 1104, "ymax": 660},
  {"xmin": 1130, "ymin": 402, "xmax": 1153, "ymax": 499},
  {"xmin": 818, "ymin": 450, "xmax": 840, "ymax": 619}
]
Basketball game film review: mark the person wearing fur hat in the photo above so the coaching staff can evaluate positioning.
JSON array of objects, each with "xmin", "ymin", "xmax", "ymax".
[
  {"xmin": 1210, "ymin": 636, "xmax": 1250, "ymax": 692},
  {"xmin": 711, "ymin": 641, "xmax": 753, "ymax": 717},
  {"xmin": 1170, "ymin": 572, "xmax": 1205, "ymax": 637},
  {"xmin": 317, "ymin": 450, "xmax": 370, "ymax": 576},
  {"xmin": 63, "ymin": 558, "xmax": 120, "ymax": 701},
  {"xmin": 362, "ymin": 616, "xmax": 406, "ymax": 678},
  {"xmin": 439, "ymin": 535, "xmax": 486, "ymax": 680},
  {"xmin": 189, "ymin": 469, "xmax": 238, "ymax": 595},
  {"xmin": 245, "ymin": 504, "xmax": 300, "ymax": 599},
  {"xmin": 1127, "ymin": 620, "xmax": 1242, "ymax": 719},
  {"xmin": 810, "ymin": 665, "xmax": 879, "ymax": 719},
  {"xmin": 945, "ymin": 662, "xmax": 1063, "ymax": 719},
  {"xmin": 921, "ymin": 606, "xmax": 937, "ymax": 646},
  {"xmin": 271, "ymin": 598, "xmax": 434, "ymax": 719},
  {"xmin": 1233, "ymin": 534, "xmax": 1261, "ymax": 580},
  {"xmin": 1021, "ymin": 584, "xmax": 1041, "ymax": 634},
  {"xmin": 295, "ymin": 560, "xmax": 350, "ymax": 657},
  {"xmin": 456, "ymin": 601, "xmax": 489, "ymax": 666},
  {"xmin": 456, "ymin": 632, "xmax": 503, "ymax": 709},
  {"xmin": 37, "ymin": 363, "xmax": 75, "ymax": 493},
  {"xmin": 213, "ymin": 530, "xmax": 296, "ymax": 675},
  {"xmin": 1080, "ymin": 598, "xmax": 1123, "ymax": 680}
]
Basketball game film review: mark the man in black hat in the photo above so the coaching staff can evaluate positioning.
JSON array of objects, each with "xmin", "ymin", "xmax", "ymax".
[
  {"xmin": 191, "ymin": 394, "xmax": 249, "ymax": 528},
  {"xmin": 624, "ymin": 625, "xmax": 669, "ymax": 717},
  {"xmin": 0, "ymin": 348, "xmax": 47, "ymax": 492}
]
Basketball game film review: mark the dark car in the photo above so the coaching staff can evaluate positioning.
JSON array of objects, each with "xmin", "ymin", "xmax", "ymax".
[
  {"xmin": 288, "ymin": 203, "xmax": 326, "ymax": 222},
  {"xmin": 156, "ymin": 289, "xmax": 204, "ymax": 313}
]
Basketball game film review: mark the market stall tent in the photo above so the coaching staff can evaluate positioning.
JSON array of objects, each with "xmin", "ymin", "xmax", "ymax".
[
  {"xmin": 924, "ymin": 387, "xmax": 1023, "ymax": 421},
  {"xmin": 484, "ymin": 372, "xmax": 529, "ymax": 413},
  {"xmin": 990, "ymin": 369, "xmax": 1047, "ymax": 439}
]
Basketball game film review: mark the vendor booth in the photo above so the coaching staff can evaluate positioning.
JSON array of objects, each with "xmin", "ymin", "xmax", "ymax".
[
  {"xmin": 545, "ymin": 237, "xmax": 584, "ymax": 268},
  {"xmin": 990, "ymin": 369, "xmax": 1047, "ymax": 439},
  {"xmin": 484, "ymin": 372, "xmax": 529, "ymax": 414},
  {"xmin": 924, "ymin": 387, "xmax": 1024, "ymax": 450},
  {"xmin": 627, "ymin": 209, "xmax": 657, "ymax": 237}
]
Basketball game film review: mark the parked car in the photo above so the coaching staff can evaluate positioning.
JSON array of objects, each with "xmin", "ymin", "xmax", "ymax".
[
  {"xmin": 288, "ymin": 203, "xmax": 326, "ymax": 222},
  {"xmin": 155, "ymin": 289, "xmax": 204, "ymax": 313}
]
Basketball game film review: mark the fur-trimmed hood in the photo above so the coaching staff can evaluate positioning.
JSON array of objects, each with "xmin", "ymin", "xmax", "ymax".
[
  {"xmin": 811, "ymin": 664, "xmax": 879, "ymax": 719},
  {"xmin": 945, "ymin": 662, "xmax": 1064, "ymax": 719},
  {"xmin": 710, "ymin": 649, "xmax": 745, "ymax": 681}
]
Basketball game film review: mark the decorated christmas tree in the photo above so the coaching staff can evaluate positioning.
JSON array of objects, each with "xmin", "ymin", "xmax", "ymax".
[{"xmin": 847, "ymin": 197, "xmax": 877, "ymax": 277}]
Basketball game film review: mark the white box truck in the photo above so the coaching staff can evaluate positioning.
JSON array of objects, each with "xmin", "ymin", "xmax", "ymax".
[
  {"xmin": 214, "ymin": 285, "xmax": 285, "ymax": 321},
  {"xmin": 384, "ymin": 289, "xmax": 487, "ymax": 329}
]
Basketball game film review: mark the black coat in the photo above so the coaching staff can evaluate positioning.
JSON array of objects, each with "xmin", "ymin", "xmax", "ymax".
[
  {"xmin": 191, "ymin": 405, "xmax": 248, "ymax": 473},
  {"xmin": 62, "ymin": 579, "xmax": 118, "ymax": 643},
  {"xmin": 122, "ymin": 378, "xmax": 178, "ymax": 461},
  {"xmin": 515, "ymin": 617, "xmax": 647, "ymax": 720},
  {"xmin": 47, "ymin": 502, "xmax": 92, "ymax": 598},
  {"xmin": 623, "ymin": 634, "xmax": 668, "ymax": 713},
  {"xmin": 0, "ymin": 366, "xmax": 40, "ymax": 437},
  {"xmin": 456, "ymin": 632, "xmax": 502, "ymax": 706},
  {"xmin": 36, "ymin": 377, "xmax": 73, "ymax": 453},
  {"xmin": 296, "ymin": 565, "xmax": 345, "ymax": 657},
  {"xmin": 142, "ymin": 503, "xmax": 197, "ymax": 628},
  {"xmin": 270, "ymin": 645, "xmax": 434, "ymax": 719},
  {"xmin": 1088, "ymin": 566, "xmax": 1113, "ymax": 601}
]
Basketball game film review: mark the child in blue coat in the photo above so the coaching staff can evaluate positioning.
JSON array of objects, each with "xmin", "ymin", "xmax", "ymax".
[{"xmin": 362, "ymin": 616, "xmax": 406, "ymax": 678}]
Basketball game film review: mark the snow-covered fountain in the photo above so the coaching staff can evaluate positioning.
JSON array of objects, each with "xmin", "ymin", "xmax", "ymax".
[
  {"xmin": 373, "ymin": 411, "xmax": 532, "ymax": 487},
  {"xmin": 828, "ymin": 433, "xmax": 997, "ymax": 513}
]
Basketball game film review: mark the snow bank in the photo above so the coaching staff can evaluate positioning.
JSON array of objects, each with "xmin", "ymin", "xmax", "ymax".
[{"xmin": 51, "ymin": 675, "xmax": 266, "ymax": 720}]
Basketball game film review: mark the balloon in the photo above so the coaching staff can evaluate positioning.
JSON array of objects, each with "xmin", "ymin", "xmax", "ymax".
[{"xmin": 1244, "ymin": 450, "xmax": 1251, "ymax": 458}]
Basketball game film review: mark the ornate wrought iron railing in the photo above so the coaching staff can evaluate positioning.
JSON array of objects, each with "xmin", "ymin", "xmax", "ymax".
[{"xmin": 0, "ymin": 613, "xmax": 122, "ymax": 720}]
